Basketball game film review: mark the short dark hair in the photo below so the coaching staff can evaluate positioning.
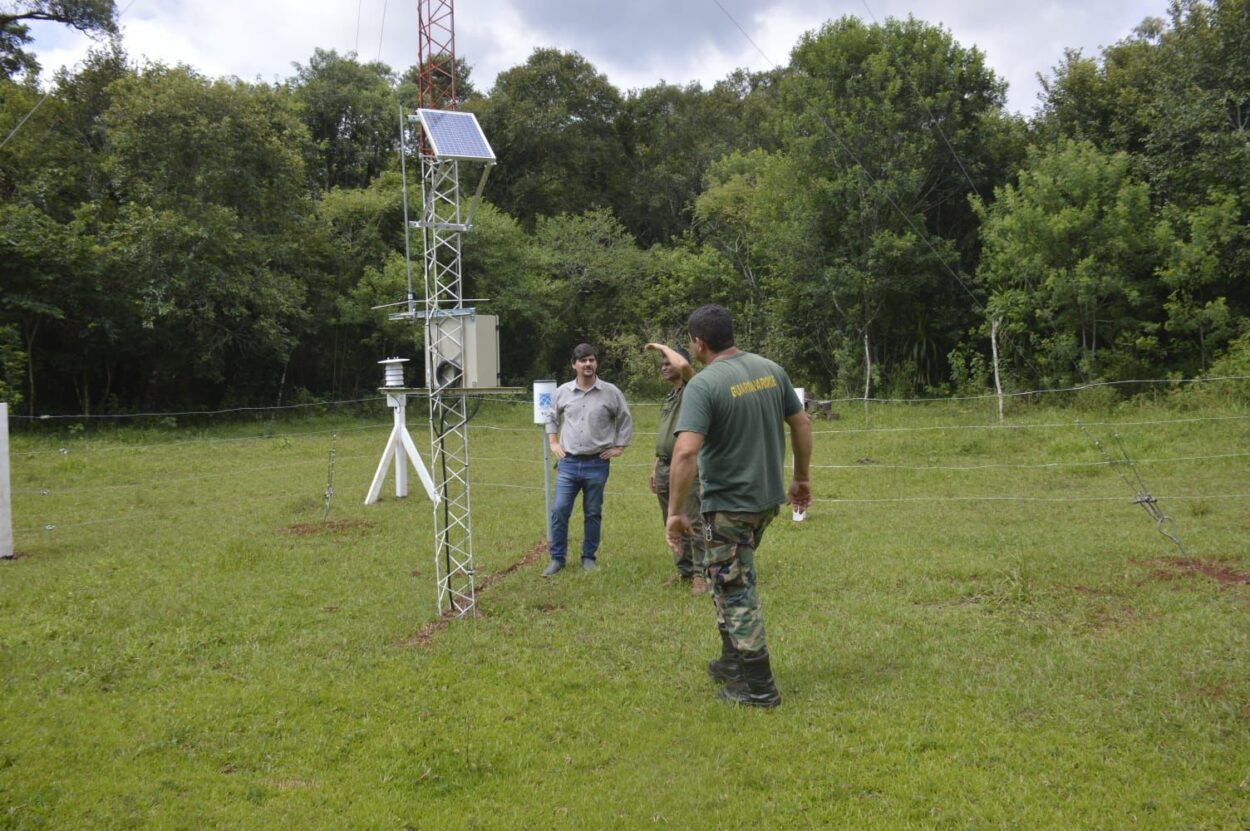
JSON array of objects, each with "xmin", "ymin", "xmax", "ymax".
[
  {"xmin": 571, "ymin": 343, "xmax": 597, "ymax": 362},
  {"xmin": 673, "ymin": 346, "xmax": 691, "ymax": 362},
  {"xmin": 688, "ymin": 304, "xmax": 735, "ymax": 352}
]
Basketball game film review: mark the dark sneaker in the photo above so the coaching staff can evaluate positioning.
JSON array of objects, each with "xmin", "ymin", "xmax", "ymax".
[
  {"xmin": 541, "ymin": 560, "xmax": 565, "ymax": 577},
  {"xmin": 581, "ymin": 559, "xmax": 597, "ymax": 572}
]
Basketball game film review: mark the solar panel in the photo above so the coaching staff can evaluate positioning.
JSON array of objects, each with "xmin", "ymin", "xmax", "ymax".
[{"xmin": 416, "ymin": 109, "xmax": 496, "ymax": 162}]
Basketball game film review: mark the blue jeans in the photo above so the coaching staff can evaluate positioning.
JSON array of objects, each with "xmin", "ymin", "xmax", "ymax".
[{"xmin": 549, "ymin": 455, "xmax": 611, "ymax": 563}]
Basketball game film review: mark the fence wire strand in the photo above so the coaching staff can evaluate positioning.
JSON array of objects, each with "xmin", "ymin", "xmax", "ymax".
[
  {"xmin": 6, "ymin": 374, "xmax": 1246, "ymax": 424},
  {"xmin": 8, "ymin": 391, "xmax": 1249, "ymax": 540}
]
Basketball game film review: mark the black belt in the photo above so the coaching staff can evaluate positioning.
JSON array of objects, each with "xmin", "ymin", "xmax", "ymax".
[{"xmin": 566, "ymin": 452, "xmax": 602, "ymax": 460}]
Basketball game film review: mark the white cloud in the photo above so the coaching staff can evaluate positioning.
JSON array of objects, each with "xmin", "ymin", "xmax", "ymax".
[
  {"xmin": 458, "ymin": 1, "xmax": 555, "ymax": 90},
  {"xmin": 24, "ymin": 0, "xmax": 1163, "ymax": 113}
]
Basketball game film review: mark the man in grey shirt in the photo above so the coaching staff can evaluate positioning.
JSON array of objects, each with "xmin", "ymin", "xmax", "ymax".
[{"xmin": 543, "ymin": 343, "xmax": 633, "ymax": 576}]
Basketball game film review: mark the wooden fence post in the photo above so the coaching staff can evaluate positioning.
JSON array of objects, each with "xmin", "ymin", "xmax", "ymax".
[
  {"xmin": 990, "ymin": 319, "xmax": 1005, "ymax": 424},
  {"xmin": 1, "ymin": 402, "xmax": 13, "ymax": 559}
]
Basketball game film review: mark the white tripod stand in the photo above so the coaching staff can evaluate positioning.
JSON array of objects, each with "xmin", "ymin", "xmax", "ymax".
[{"xmin": 364, "ymin": 359, "xmax": 439, "ymax": 505}]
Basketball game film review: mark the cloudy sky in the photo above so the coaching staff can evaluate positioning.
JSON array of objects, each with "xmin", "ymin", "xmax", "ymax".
[{"xmin": 26, "ymin": 0, "xmax": 1164, "ymax": 115}]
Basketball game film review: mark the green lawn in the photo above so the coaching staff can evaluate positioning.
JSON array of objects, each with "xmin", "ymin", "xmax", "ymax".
[{"xmin": 2, "ymin": 395, "xmax": 1248, "ymax": 829}]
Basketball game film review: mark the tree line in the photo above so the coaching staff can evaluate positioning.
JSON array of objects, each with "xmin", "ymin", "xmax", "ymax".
[{"xmin": 1, "ymin": 0, "xmax": 1248, "ymax": 415}]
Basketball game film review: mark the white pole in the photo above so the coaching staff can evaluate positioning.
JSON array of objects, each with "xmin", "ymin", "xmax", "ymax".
[
  {"xmin": 991, "ymin": 318, "xmax": 1005, "ymax": 424},
  {"xmin": 543, "ymin": 437, "xmax": 552, "ymax": 542},
  {"xmin": 533, "ymin": 380, "xmax": 557, "ymax": 543},
  {"xmin": 393, "ymin": 395, "xmax": 409, "ymax": 499},
  {"xmin": 789, "ymin": 390, "xmax": 807, "ymax": 522},
  {"xmin": 862, "ymin": 330, "xmax": 871, "ymax": 423},
  {"xmin": 1, "ymin": 402, "xmax": 12, "ymax": 559}
]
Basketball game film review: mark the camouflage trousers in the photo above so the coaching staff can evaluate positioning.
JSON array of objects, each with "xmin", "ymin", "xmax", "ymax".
[
  {"xmin": 701, "ymin": 507, "xmax": 778, "ymax": 654},
  {"xmin": 654, "ymin": 458, "xmax": 703, "ymax": 578}
]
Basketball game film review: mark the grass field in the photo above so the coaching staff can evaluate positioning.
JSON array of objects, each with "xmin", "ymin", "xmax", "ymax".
[{"xmin": 2, "ymin": 392, "xmax": 1248, "ymax": 829}]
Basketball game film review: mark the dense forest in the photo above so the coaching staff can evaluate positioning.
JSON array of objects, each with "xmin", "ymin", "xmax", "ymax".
[{"xmin": 1, "ymin": 0, "xmax": 1248, "ymax": 415}]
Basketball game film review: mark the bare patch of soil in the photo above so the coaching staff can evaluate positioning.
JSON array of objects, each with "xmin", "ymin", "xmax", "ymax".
[
  {"xmin": 401, "ymin": 539, "xmax": 550, "ymax": 648},
  {"xmin": 1140, "ymin": 557, "xmax": 1250, "ymax": 587},
  {"xmin": 476, "ymin": 539, "xmax": 548, "ymax": 592},
  {"xmin": 405, "ymin": 618, "xmax": 453, "ymax": 648},
  {"xmin": 280, "ymin": 518, "xmax": 377, "ymax": 536}
]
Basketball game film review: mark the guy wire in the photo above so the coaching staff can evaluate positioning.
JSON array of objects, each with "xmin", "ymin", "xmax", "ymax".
[{"xmin": 1076, "ymin": 420, "xmax": 1192, "ymax": 563}]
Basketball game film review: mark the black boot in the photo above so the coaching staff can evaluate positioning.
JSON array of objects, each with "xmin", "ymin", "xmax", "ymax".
[
  {"xmin": 706, "ymin": 624, "xmax": 742, "ymax": 685},
  {"xmin": 719, "ymin": 649, "xmax": 781, "ymax": 708}
]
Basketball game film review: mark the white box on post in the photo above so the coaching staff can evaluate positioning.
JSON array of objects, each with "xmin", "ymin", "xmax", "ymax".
[{"xmin": 426, "ymin": 314, "xmax": 500, "ymax": 388}]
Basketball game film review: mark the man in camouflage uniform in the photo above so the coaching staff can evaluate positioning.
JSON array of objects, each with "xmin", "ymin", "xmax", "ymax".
[
  {"xmin": 665, "ymin": 304, "xmax": 812, "ymax": 708},
  {"xmin": 645, "ymin": 342, "xmax": 707, "ymax": 595}
]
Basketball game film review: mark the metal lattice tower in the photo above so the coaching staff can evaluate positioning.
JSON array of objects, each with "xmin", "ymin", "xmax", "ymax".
[
  {"xmin": 420, "ymin": 153, "xmax": 475, "ymax": 617},
  {"xmin": 398, "ymin": 0, "xmax": 494, "ymax": 619}
]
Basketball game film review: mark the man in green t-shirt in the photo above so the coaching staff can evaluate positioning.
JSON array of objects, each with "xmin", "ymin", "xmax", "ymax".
[
  {"xmin": 666, "ymin": 304, "xmax": 812, "ymax": 708},
  {"xmin": 645, "ymin": 342, "xmax": 706, "ymax": 595}
]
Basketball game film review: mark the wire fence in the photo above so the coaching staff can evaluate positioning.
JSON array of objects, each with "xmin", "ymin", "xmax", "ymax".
[
  {"xmin": 8, "ymin": 396, "xmax": 387, "ymax": 421},
  {"xmin": 4, "ymin": 372, "xmax": 1247, "ymax": 552},
  {"xmin": 7, "ymin": 380, "xmax": 1247, "ymax": 453},
  {"xmin": 17, "ymin": 407, "xmax": 1241, "ymax": 460},
  {"xmin": 14, "ymin": 479, "xmax": 1249, "ymax": 537},
  {"xmin": 6, "ymin": 392, "xmax": 1248, "ymax": 544},
  {"xmin": 16, "ymin": 449, "xmax": 1245, "ymax": 498},
  {"xmin": 7, "ymin": 374, "xmax": 1248, "ymax": 423}
]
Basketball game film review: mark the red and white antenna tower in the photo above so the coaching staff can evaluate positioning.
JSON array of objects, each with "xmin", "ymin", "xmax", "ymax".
[{"xmin": 416, "ymin": 0, "xmax": 457, "ymax": 111}]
